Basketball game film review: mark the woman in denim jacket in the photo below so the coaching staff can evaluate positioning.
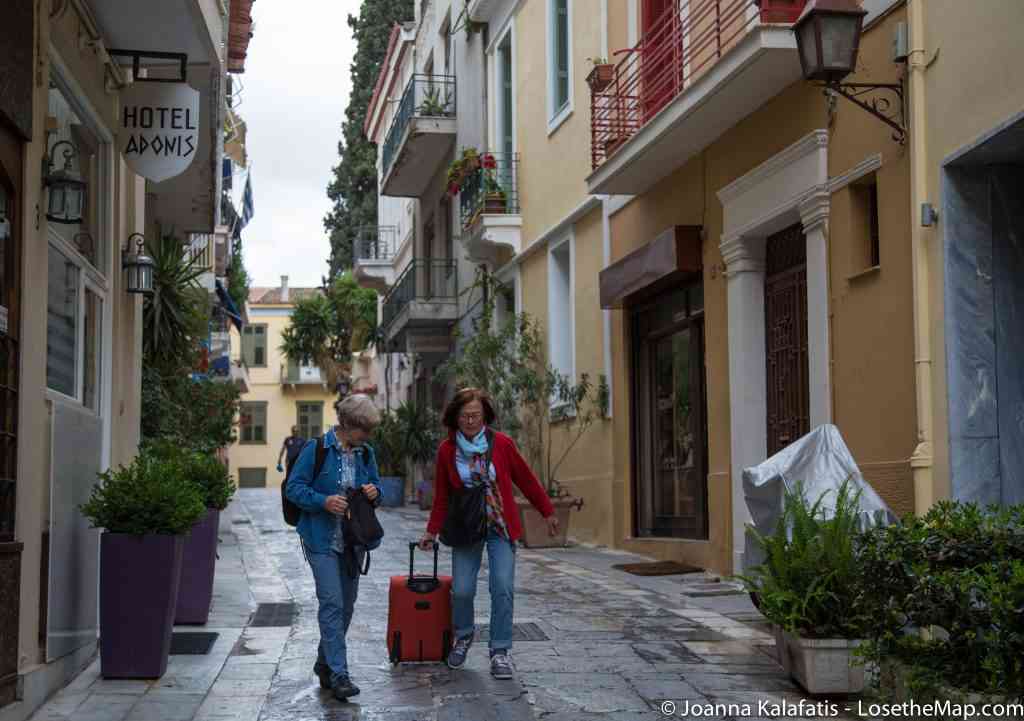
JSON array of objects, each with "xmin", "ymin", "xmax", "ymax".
[{"xmin": 286, "ymin": 394, "xmax": 382, "ymax": 701}]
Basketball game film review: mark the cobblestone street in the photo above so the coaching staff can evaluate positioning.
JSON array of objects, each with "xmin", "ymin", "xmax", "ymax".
[{"xmin": 28, "ymin": 489, "xmax": 868, "ymax": 721}]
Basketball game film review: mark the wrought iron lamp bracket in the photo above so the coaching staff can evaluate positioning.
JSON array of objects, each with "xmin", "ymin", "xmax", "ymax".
[{"xmin": 821, "ymin": 81, "xmax": 907, "ymax": 145}]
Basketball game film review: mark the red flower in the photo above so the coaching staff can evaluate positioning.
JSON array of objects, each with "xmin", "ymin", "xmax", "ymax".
[
  {"xmin": 448, "ymin": 181, "xmax": 460, "ymax": 196},
  {"xmin": 481, "ymin": 153, "xmax": 497, "ymax": 169}
]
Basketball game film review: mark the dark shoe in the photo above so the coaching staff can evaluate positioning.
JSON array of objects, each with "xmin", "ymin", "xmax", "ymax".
[
  {"xmin": 313, "ymin": 662, "xmax": 331, "ymax": 690},
  {"xmin": 490, "ymin": 650, "xmax": 514, "ymax": 679},
  {"xmin": 332, "ymin": 676, "xmax": 360, "ymax": 701},
  {"xmin": 447, "ymin": 634, "xmax": 474, "ymax": 669}
]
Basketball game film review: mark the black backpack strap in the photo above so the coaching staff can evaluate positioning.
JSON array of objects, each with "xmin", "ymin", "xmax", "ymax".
[{"xmin": 312, "ymin": 436, "xmax": 328, "ymax": 480}]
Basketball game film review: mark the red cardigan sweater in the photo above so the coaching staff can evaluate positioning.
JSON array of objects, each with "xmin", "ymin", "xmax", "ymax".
[{"xmin": 427, "ymin": 430, "xmax": 554, "ymax": 541}]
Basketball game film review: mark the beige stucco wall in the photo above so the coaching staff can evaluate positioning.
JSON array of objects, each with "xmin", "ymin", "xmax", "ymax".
[
  {"xmin": 14, "ymin": 3, "xmax": 145, "ymax": 682},
  {"xmin": 603, "ymin": 7, "xmax": 915, "ymax": 573},
  {"xmin": 229, "ymin": 305, "xmax": 337, "ymax": 487},
  {"xmin": 917, "ymin": 0, "xmax": 1024, "ymax": 505}
]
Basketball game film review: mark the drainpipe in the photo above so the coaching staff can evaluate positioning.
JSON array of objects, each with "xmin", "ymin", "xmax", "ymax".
[{"xmin": 907, "ymin": 0, "xmax": 935, "ymax": 514}]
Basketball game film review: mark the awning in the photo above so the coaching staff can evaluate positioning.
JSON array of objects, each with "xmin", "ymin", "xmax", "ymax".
[
  {"xmin": 215, "ymin": 279, "xmax": 244, "ymax": 331},
  {"xmin": 599, "ymin": 225, "xmax": 703, "ymax": 309}
]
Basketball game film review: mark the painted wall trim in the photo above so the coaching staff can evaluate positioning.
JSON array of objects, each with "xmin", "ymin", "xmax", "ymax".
[
  {"xmin": 510, "ymin": 195, "xmax": 602, "ymax": 264},
  {"xmin": 829, "ymin": 153, "xmax": 884, "ymax": 193},
  {"xmin": 718, "ymin": 130, "xmax": 829, "ymax": 205}
]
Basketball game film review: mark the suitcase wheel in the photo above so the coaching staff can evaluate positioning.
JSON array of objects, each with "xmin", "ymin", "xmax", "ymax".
[
  {"xmin": 441, "ymin": 630, "xmax": 452, "ymax": 662},
  {"xmin": 389, "ymin": 631, "xmax": 401, "ymax": 666}
]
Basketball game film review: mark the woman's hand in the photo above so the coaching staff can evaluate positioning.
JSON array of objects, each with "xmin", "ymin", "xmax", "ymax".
[
  {"xmin": 324, "ymin": 495, "xmax": 348, "ymax": 516},
  {"xmin": 546, "ymin": 515, "xmax": 560, "ymax": 537},
  {"xmin": 418, "ymin": 532, "xmax": 438, "ymax": 551},
  {"xmin": 362, "ymin": 484, "xmax": 379, "ymax": 502}
]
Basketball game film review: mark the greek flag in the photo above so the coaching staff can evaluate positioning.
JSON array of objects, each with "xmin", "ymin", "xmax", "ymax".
[{"xmin": 240, "ymin": 173, "xmax": 254, "ymax": 228}]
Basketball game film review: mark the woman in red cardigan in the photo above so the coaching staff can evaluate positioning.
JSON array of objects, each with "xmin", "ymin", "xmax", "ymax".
[{"xmin": 418, "ymin": 388, "xmax": 557, "ymax": 679}]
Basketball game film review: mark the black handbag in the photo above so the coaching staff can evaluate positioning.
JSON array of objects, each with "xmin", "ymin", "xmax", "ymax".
[{"xmin": 439, "ymin": 430, "xmax": 494, "ymax": 548}]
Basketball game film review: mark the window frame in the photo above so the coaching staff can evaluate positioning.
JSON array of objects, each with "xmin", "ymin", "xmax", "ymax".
[
  {"xmin": 241, "ymin": 324, "xmax": 268, "ymax": 368},
  {"xmin": 237, "ymin": 467, "xmax": 267, "ymax": 488},
  {"xmin": 296, "ymin": 401, "xmax": 324, "ymax": 440},
  {"xmin": 546, "ymin": 0, "xmax": 574, "ymax": 134},
  {"xmin": 44, "ymin": 63, "xmax": 114, "ymax": 431},
  {"xmin": 547, "ymin": 232, "xmax": 576, "ymax": 409},
  {"xmin": 493, "ymin": 24, "xmax": 517, "ymax": 157},
  {"xmin": 239, "ymin": 401, "xmax": 269, "ymax": 445}
]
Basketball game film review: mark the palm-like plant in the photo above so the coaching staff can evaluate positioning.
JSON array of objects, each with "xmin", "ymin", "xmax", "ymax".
[{"xmin": 143, "ymin": 232, "xmax": 209, "ymax": 373}]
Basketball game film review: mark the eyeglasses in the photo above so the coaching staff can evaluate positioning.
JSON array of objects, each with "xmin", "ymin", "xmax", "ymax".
[{"xmin": 459, "ymin": 412, "xmax": 483, "ymax": 422}]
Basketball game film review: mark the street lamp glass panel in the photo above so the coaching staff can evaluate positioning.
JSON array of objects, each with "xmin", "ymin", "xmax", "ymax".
[
  {"xmin": 821, "ymin": 14, "xmax": 861, "ymax": 73},
  {"xmin": 797, "ymin": 18, "xmax": 819, "ymax": 78}
]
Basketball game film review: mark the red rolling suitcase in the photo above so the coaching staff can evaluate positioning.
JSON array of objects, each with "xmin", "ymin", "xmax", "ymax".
[{"xmin": 387, "ymin": 542, "xmax": 453, "ymax": 665}]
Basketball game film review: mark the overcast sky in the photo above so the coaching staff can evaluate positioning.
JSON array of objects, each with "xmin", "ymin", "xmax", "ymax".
[{"xmin": 233, "ymin": 0, "xmax": 362, "ymax": 290}]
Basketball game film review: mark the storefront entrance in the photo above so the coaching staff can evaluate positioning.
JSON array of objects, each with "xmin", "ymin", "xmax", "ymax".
[{"xmin": 632, "ymin": 283, "xmax": 708, "ymax": 540}]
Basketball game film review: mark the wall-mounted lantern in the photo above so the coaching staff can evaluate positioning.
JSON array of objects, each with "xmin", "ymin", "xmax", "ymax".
[
  {"xmin": 793, "ymin": 0, "xmax": 907, "ymax": 144},
  {"xmin": 122, "ymin": 233, "xmax": 155, "ymax": 295},
  {"xmin": 43, "ymin": 140, "xmax": 87, "ymax": 224}
]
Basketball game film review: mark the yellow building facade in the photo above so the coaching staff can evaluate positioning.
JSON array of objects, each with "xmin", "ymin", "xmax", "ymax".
[
  {"xmin": 473, "ymin": 0, "xmax": 922, "ymax": 574},
  {"xmin": 229, "ymin": 280, "xmax": 342, "ymax": 489}
]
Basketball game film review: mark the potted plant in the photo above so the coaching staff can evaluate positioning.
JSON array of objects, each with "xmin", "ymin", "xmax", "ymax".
[
  {"xmin": 586, "ymin": 57, "xmax": 615, "ymax": 93},
  {"xmin": 80, "ymin": 451, "xmax": 206, "ymax": 678},
  {"xmin": 739, "ymin": 480, "xmax": 869, "ymax": 695},
  {"xmin": 147, "ymin": 441, "xmax": 236, "ymax": 625},
  {"xmin": 371, "ymin": 411, "xmax": 407, "ymax": 507},
  {"xmin": 417, "ymin": 85, "xmax": 452, "ymax": 116},
  {"xmin": 395, "ymin": 401, "xmax": 443, "ymax": 503},
  {"xmin": 857, "ymin": 501, "xmax": 1024, "ymax": 710},
  {"xmin": 516, "ymin": 371, "xmax": 609, "ymax": 548},
  {"xmin": 481, "ymin": 154, "xmax": 508, "ymax": 214}
]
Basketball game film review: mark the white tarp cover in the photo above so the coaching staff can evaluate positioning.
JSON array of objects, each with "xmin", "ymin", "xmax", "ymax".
[{"xmin": 742, "ymin": 424, "xmax": 898, "ymax": 569}]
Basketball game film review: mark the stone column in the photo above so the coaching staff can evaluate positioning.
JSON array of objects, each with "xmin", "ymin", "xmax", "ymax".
[{"xmin": 799, "ymin": 191, "xmax": 833, "ymax": 429}]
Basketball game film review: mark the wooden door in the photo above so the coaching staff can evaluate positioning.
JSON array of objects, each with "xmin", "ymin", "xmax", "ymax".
[
  {"xmin": 641, "ymin": 0, "xmax": 683, "ymax": 123},
  {"xmin": 764, "ymin": 224, "xmax": 809, "ymax": 456},
  {"xmin": 0, "ymin": 120, "xmax": 24, "ymax": 710},
  {"xmin": 632, "ymin": 284, "xmax": 708, "ymax": 540}
]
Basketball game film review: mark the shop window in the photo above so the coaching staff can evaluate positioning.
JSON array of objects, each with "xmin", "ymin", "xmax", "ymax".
[
  {"xmin": 242, "ymin": 324, "xmax": 267, "ymax": 367},
  {"xmin": 548, "ymin": 237, "xmax": 574, "ymax": 398},
  {"xmin": 240, "ymin": 402, "xmax": 267, "ymax": 444},
  {"xmin": 238, "ymin": 468, "xmax": 267, "ymax": 488},
  {"xmin": 46, "ymin": 245, "xmax": 102, "ymax": 411},
  {"xmin": 47, "ymin": 81, "xmax": 105, "ymax": 272},
  {"xmin": 296, "ymin": 402, "xmax": 323, "ymax": 440}
]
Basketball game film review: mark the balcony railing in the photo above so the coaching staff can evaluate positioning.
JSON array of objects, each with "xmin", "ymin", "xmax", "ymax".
[
  {"xmin": 381, "ymin": 74, "xmax": 457, "ymax": 182},
  {"xmin": 382, "ymin": 259, "xmax": 458, "ymax": 329},
  {"xmin": 590, "ymin": 0, "xmax": 806, "ymax": 169},
  {"xmin": 186, "ymin": 233, "xmax": 214, "ymax": 271},
  {"xmin": 460, "ymin": 153, "xmax": 520, "ymax": 230},
  {"xmin": 356, "ymin": 226, "xmax": 399, "ymax": 262}
]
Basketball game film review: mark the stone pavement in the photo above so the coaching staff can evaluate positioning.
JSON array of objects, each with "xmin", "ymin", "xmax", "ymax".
[{"xmin": 28, "ymin": 489, "xmax": 871, "ymax": 721}]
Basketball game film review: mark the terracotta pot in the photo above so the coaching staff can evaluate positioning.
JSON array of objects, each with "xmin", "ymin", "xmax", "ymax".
[
  {"xmin": 586, "ymin": 64, "xmax": 615, "ymax": 93},
  {"xmin": 483, "ymin": 193, "xmax": 507, "ymax": 214},
  {"xmin": 516, "ymin": 497, "xmax": 579, "ymax": 548}
]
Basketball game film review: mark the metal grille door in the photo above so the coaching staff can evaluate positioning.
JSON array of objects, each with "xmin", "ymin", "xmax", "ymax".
[{"xmin": 764, "ymin": 224, "xmax": 809, "ymax": 457}]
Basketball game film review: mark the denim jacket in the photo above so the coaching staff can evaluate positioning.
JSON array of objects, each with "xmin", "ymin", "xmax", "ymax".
[{"xmin": 285, "ymin": 429, "xmax": 383, "ymax": 553}]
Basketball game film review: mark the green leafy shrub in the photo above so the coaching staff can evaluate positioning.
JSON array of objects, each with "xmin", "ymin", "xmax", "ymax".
[
  {"xmin": 80, "ymin": 452, "xmax": 206, "ymax": 535},
  {"xmin": 371, "ymin": 411, "xmax": 406, "ymax": 477},
  {"xmin": 145, "ymin": 440, "xmax": 235, "ymax": 510},
  {"xmin": 858, "ymin": 501, "xmax": 1024, "ymax": 698},
  {"xmin": 142, "ymin": 366, "xmax": 241, "ymax": 454},
  {"xmin": 395, "ymin": 402, "xmax": 443, "ymax": 468},
  {"xmin": 739, "ymin": 479, "xmax": 869, "ymax": 639}
]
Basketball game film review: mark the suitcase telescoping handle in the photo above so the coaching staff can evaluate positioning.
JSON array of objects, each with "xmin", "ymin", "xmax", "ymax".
[{"xmin": 407, "ymin": 541, "xmax": 440, "ymax": 594}]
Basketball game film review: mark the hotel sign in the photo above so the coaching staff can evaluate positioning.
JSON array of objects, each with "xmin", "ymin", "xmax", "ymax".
[{"xmin": 119, "ymin": 82, "xmax": 200, "ymax": 182}]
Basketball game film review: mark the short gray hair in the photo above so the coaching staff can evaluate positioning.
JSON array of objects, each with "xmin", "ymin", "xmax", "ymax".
[{"xmin": 334, "ymin": 394, "xmax": 381, "ymax": 432}]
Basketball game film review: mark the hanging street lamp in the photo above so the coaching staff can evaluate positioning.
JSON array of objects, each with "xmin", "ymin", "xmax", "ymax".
[
  {"xmin": 793, "ymin": 0, "xmax": 907, "ymax": 144},
  {"xmin": 43, "ymin": 140, "xmax": 87, "ymax": 224},
  {"xmin": 122, "ymin": 233, "xmax": 155, "ymax": 295}
]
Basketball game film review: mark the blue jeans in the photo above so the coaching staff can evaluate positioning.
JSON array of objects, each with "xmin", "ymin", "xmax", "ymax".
[
  {"xmin": 452, "ymin": 529, "xmax": 516, "ymax": 653},
  {"xmin": 305, "ymin": 546, "xmax": 360, "ymax": 682}
]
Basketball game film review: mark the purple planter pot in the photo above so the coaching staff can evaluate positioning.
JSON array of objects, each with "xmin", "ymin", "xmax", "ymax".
[
  {"xmin": 100, "ymin": 533, "xmax": 184, "ymax": 679},
  {"xmin": 175, "ymin": 508, "xmax": 220, "ymax": 625}
]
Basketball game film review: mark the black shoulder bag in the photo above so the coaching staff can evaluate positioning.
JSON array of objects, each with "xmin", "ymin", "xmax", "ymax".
[
  {"xmin": 439, "ymin": 429, "xmax": 495, "ymax": 548},
  {"xmin": 282, "ymin": 438, "xmax": 328, "ymax": 527}
]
